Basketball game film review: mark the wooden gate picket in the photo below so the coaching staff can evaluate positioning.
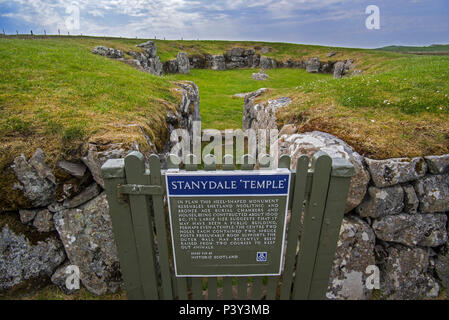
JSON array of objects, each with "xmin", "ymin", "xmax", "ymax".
[{"xmin": 101, "ymin": 151, "xmax": 354, "ymax": 300}]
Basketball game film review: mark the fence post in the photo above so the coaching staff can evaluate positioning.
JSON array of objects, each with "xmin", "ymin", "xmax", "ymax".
[{"xmin": 101, "ymin": 159, "xmax": 145, "ymax": 299}]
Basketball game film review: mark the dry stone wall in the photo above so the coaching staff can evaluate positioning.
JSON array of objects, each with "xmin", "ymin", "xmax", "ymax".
[
  {"xmin": 244, "ymin": 88, "xmax": 449, "ymax": 299},
  {"xmin": 93, "ymin": 43, "xmax": 357, "ymax": 78},
  {"xmin": 0, "ymin": 81, "xmax": 200, "ymax": 297}
]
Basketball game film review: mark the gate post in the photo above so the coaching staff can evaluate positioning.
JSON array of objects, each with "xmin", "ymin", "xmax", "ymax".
[
  {"xmin": 101, "ymin": 159, "xmax": 145, "ymax": 299},
  {"xmin": 308, "ymin": 158, "xmax": 355, "ymax": 299}
]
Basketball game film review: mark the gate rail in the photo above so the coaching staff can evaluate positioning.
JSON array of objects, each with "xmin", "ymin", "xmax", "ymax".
[{"xmin": 101, "ymin": 151, "xmax": 354, "ymax": 300}]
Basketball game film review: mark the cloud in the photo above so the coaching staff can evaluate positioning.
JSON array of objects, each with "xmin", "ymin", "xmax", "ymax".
[{"xmin": 0, "ymin": 0, "xmax": 448, "ymax": 46}]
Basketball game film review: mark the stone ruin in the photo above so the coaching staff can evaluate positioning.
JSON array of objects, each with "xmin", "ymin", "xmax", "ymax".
[{"xmin": 92, "ymin": 42, "xmax": 361, "ymax": 79}]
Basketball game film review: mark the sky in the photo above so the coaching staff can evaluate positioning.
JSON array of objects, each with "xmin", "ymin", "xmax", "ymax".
[{"xmin": 0, "ymin": 0, "xmax": 448, "ymax": 48}]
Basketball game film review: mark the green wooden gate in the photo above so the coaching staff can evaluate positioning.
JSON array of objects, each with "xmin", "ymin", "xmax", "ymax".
[{"xmin": 101, "ymin": 151, "xmax": 354, "ymax": 300}]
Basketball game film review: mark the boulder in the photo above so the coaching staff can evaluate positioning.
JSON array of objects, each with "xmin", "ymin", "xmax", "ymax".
[
  {"xmin": 252, "ymin": 69, "xmax": 269, "ymax": 81},
  {"xmin": 0, "ymin": 225, "xmax": 65, "ymax": 291},
  {"xmin": 377, "ymin": 244, "xmax": 440, "ymax": 299},
  {"xmin": 208, "ymin": 55, "xmax": 226, "ymax": 70},
  {"xmin": 32, "ymin": 209, "xmax": 55, "ymax": 233},
  {"xmin": 305, "ymin": 57, "xmax": 320, "ymax": 73},
  {"xmin": 176, "ymin": 52, "xmax": 190, "ymax": 74},
  {"xmin": 414, "ymin": 174, "xmax": 449, "ymax": 213},
  {"xmin": 327, "ymin": 51, "xmax": 336, "ymax": 57},
  {"xmin": 372, "ymin": 213, "xmax": 447, "ymax": 247},
  {"xmin": 12, "ymin": 150, "xmax": 56, "ymax": 208},
  {"xmin": 435, "ymin": 244, "xmax": 449, "ymax": 289},
  {"xmin": 259, "ymin": 56, "xmax": 276, "ymax": 69},
  {"xmin": 278, "ymin": 131, "xmax": 370, "ymax": 213},
  {"xmin": 53, "ymin": 193, "xmax": 122, "ymax": 296},
  {"xmin": 424, "ymin": 154, "xmax": 449, "ymax": 174},
  {"xmin": 364, "ymin": 157, "xmax": 427, "ymax": 188},
  {"xmin": 326, "ymin": 216, "xmax": 376, "ymax": 300},
  {"xmin": 356, "ymin": 186, "xmax": 404, "ymax": 218}
]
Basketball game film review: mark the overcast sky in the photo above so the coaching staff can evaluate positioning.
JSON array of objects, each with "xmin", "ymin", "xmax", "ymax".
[{"xmin": 0, "ymin": 0, "xmax": 448, "ymax": 48}]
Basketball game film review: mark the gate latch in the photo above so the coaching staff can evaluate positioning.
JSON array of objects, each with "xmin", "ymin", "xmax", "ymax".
[{"xmin": 118, "ymin": 184, "xmax": 164, "ymax": 196}]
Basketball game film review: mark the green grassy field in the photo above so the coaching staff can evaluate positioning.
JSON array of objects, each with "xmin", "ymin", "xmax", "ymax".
[
  {"xmin": 378, "ymin": 44, "xmax": 449, "ymax": 53},
  {"xmin": 0, "ymin": 35, "xmax": 448, "ymax": 162},
  {"xmin": 166, "ymin": 68, "xmax": 332, "ymax": 129}
]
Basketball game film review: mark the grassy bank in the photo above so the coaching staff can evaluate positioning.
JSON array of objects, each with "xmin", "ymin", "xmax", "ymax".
[{"xmin": 0, "ymin": 37, "xmax": 180, "ymax": 211}]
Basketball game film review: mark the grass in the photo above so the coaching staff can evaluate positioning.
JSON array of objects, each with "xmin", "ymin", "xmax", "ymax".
[
  {"xmin": 165, "ymin": 68, "xmax": 332, "ymax": 129},
  {"xmin": 1, "ymin": 284, "xmax": 127, "ymax": 300},
  {"xmin": 166, "ymin": 52, "xmax": 448, "ymax": 158},
  {"xmin": 0, "ymin": 37, "xmax": 180, "ymax": 211},
  {"xmin": 378, "ymin": 44, "xmax": 449, "ymax": 53},
  {"xmin": 276, "ymin": 55, "xmax": 449, "ymax": 158},
  {"xmin": 1, "ymin": 35, "xmax": 448, "ymax": 212}
]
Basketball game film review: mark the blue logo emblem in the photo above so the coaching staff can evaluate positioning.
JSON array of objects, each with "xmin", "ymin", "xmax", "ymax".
[{"xmin": 257, "ymin": 252, "xmax": 267, "ymax": 262}]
